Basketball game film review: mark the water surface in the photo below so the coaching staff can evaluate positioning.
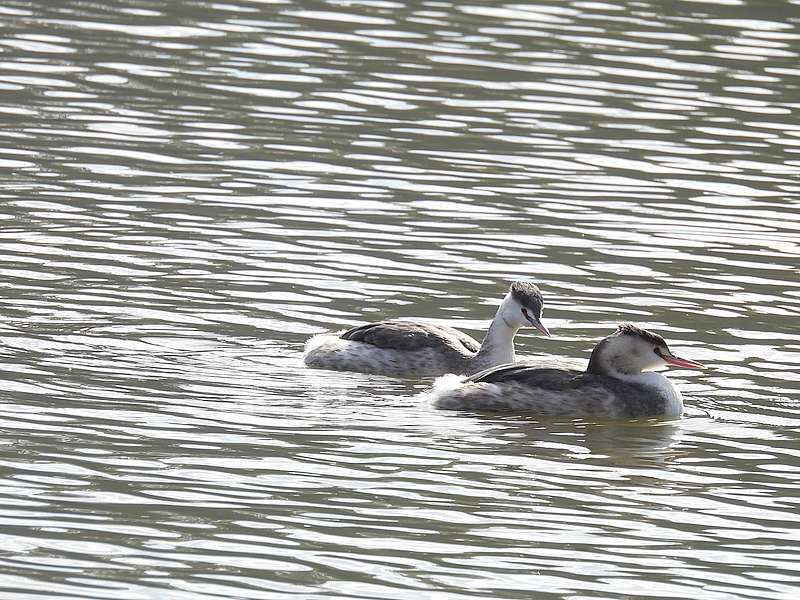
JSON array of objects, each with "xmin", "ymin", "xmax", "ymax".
[{"xmin": 1, "ymin": 1, "xmax": 799, "ymax": 599}]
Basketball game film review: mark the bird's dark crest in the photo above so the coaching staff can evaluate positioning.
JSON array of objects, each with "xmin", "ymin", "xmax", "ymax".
[
  {"xmin": 616, "ymin": 323, "xmax": 666, "ymax": 347},
  {"xmin": 510, "ymin": 281, "xmax": 543, "ymax": 310}
]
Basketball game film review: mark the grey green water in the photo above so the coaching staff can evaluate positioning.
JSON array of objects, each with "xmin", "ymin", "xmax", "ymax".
[{"xmin": 1, "ymin": 1, "xmax": 799, "ymax": 598}]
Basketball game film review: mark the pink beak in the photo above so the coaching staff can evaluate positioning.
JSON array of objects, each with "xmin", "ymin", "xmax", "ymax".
[
  {"xmin": 527, "ymin": 316, "xmax": 551, "ymax": 337},
  {"xmin": 663, "ymin": 353, "xmax": 705, "ymax": 370}
]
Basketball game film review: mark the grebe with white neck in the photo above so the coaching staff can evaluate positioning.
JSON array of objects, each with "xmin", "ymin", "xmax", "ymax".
[
  {"xmin": 303, "ymin": 282, "xmax": 550, "ymax": 378},
  {"xmin": 430, "ymin": 324, "xmax": 704, "ymax": 419}
]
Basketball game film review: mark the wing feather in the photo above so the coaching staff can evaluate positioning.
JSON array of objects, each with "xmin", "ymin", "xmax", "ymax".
[{"xmin": 340, "ymin": 320, "xmax": 480, "ymax": 353}]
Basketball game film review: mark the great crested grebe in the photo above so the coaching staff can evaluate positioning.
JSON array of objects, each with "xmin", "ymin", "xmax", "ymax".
[
  {"xmin": 430, "ymin": 323, "xmax": 704, "ymax": 418},
  {"xmin": 304, "ymin": 281, "xmax": 550, "ymax": 378}
]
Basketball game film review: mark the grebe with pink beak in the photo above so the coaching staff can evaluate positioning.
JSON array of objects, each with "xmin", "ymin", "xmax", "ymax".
[{"xmin": 431, "ymin": 324, "xmax": 704, "ymax": 418}]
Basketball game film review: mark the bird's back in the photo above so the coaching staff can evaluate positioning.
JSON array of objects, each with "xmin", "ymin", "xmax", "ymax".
[
  {"xmin": 341, "ymin": 320, "xmax": 480, "ymax": 355},
  {"xmin": 435, "ymin": 362, "xmax": 668, "ymax": 418},
  {"xmin": 304, "ymin": 320, "xmax": 481, "ymax": 377}
]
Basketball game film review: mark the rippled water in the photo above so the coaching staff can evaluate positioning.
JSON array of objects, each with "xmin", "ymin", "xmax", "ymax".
[{"xmin": 1, "ymin": 0, "xmax": 799, "ymax": 598}]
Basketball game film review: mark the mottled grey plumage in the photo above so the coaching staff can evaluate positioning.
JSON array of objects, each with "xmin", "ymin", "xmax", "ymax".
[
  {"xmin": 458, "ymin": 364, "xmax": 664, "ymax": 418},
  {"xmin": 303, "ymin": 281, "xmax": 550, "ymax": 378},
  {"xmin": 431, "ymin": 324, "xmax": 703, "ymax": 419},
  {"xmin": 341, "ymin": 321, "xmax": 480, "ymax": 353}
]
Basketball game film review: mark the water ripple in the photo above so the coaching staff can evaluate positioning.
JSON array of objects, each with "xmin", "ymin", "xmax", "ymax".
[{"xmin": 0, "ymin": 0, "xmax": 799, "ymax": 598}]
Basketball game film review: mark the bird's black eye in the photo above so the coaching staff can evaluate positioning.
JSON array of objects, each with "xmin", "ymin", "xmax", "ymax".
[
  {"xmin": 653, "ymin": 347, "xmax": 664, "ymax": 358},
  {"xmin": 521, "ymin": 307, "xmax": 529, "ymax": 317}
]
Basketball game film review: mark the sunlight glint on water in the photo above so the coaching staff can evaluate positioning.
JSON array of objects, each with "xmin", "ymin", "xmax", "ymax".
[{"xmin": 0, "ymin": 1, "xmax": 798, "ymax": 599}]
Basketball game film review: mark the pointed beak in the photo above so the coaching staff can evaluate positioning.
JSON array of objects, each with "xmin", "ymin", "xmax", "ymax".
[
  {"xmin": 526, "ymin": 316, "xmax": 551, "ymax": 337},
  {"xmin": 662, "ymin": 352, "xmax": 705, "ymax": 370}
]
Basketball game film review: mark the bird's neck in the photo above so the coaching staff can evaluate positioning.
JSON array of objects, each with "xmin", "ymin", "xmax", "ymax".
[
  {"xmin": 586, "ymin": 340, "xmax": 639, "ymax": 377},
  {"xmin": 468, "ymin": 311, "xmax": 518, "ymax": 373},
  {"xmin": 613, "ymin": 371, "xmax": 684, "ymax": 418}
]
